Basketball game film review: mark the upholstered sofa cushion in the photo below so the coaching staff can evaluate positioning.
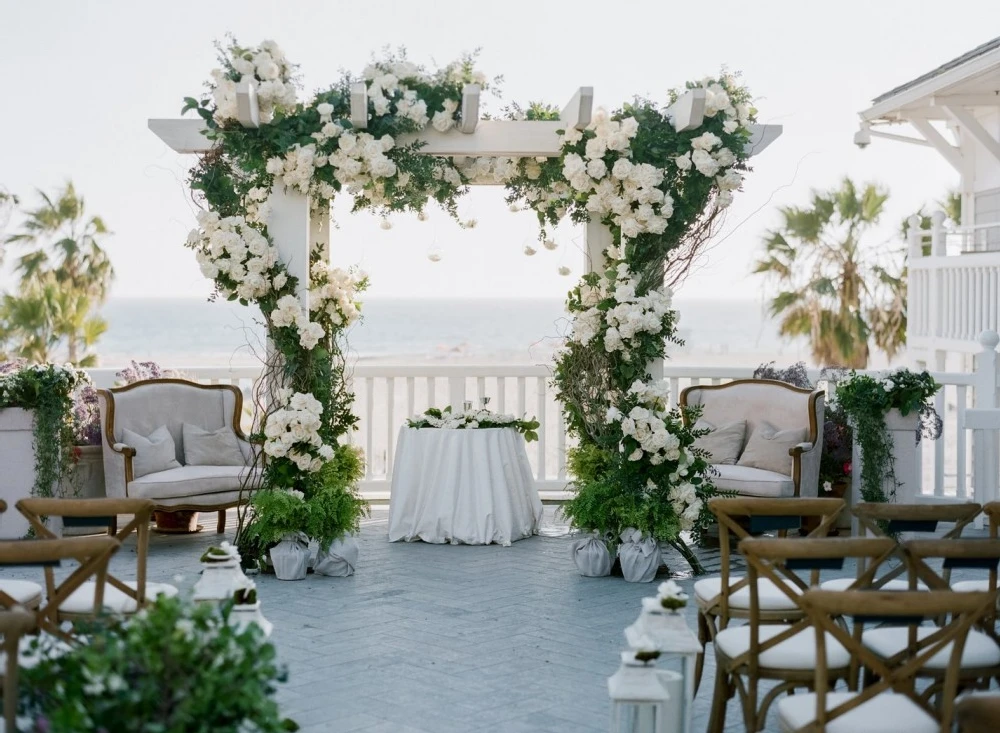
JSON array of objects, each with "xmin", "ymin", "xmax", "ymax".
[
  {"xmin": 737, "ymin": 421, "xmax": 807, "ymax": 476},
  {"xmin": 693, "ymin": 419, "xmax": 745, "ymax": 465},
  {"xmin": 711, "ymin": 464, "xmax": 795, "ymax": 498},
  {"xmin": 182, "ymin": 423, "xmax": 245, "ymax": 466},
  {"xmin": 122, "ymin": 425, "xmax": 181, "ymax": 478},
  {"xmin": 128, "ymin": 465, "xmax": 260, "ymax": 502}
]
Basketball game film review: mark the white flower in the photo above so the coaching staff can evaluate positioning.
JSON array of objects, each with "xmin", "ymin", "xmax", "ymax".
[
  {"xmin": 691, "ymin": 132, "xmax": 722, "ymax": 150},
  {"xmin": 628, "ymin": 448, "xmax": 643, "ymax": 461}
]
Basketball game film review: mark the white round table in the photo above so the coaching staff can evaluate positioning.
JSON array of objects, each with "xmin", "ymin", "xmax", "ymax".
[{"xmin": 388, "ymin": 427, "xmax": 543, "ymax": 546}]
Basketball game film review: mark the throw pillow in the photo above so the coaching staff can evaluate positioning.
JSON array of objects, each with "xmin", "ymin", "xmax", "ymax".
[
  {"xmin": 692, "ymin": 419, "xmax": 746, "ymax": 465},
  {"xmin": 121, "ymin": 425, "xmax": 181, "ymax": 479},
  {"xmin": 737, "ymin": 422, "xmax": 808, "ymax": 476},
  {"xmin": 182, "ymin": 423, "xmax": 246, "ymax": 467}
]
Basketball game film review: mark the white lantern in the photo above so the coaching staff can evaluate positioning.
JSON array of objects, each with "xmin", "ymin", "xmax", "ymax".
[
  {"xmin": 608, "ymin": 651, "xmax": 670, "ymax": 733},
  {"xmin": 193, "ymin": 543, "xmax": 252, "ymax": 604},
  {"xmin": 623, "ymin": 593, "xmax": 700, "ymax": 733}
]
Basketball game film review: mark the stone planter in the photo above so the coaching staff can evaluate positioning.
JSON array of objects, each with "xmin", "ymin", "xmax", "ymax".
[
  {"xmin": 153, "ymin": 510, "xmax": 202, "ymax": 534},
  {"xmin": 851, "ymin": 409, "xmax": 922, "ymax": 531},
  {"xmin": 61, "ymin": 444, "xmax": 107, "ymax": 536},
  {"xmin": 0, "ymin": 408, "xmax": 42, "ymax": 539}
]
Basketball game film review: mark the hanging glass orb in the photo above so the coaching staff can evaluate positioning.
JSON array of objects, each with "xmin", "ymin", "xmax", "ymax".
[
  {"xmin": 427, "ymin": 246, "xmax": 444, "ymax": 263},
  {"xmin": 379, "ymin": 218, "xmax": 392, "ymax": 230},
  {"xmin": 543, "ymin": 238, "xmax": 558, "ymax": 250},
  {"xmin": 523, "ymin": 245, "xmax": 537, "ymax": 256},
  {"xmin": 558, "ymin": 266, "xmax": 571, "ymax": 276}
]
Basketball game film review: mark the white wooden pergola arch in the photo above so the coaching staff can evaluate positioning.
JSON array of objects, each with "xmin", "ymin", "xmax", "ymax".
[{"xmin": 150, "ymin": 84, "xmax": 780, "ymax": 381}]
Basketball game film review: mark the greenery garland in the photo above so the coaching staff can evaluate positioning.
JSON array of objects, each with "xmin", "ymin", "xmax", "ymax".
[
  {"xmin": 834, "ymin": 368, "xmax": 941, "ymax": 503},
  {"xmin": 0, "ymin": 362, "xmax": 86, "ymax": 504},
  {"xmin": 181, "ymin": 38, "xmax": 758, "ymax": 572},
  {"xmin": 407, "ymin": 406, "xmax": 540, "ymax": 441}
]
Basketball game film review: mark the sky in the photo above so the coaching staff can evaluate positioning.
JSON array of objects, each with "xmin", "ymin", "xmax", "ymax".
[{"xmin": 1, "ymin": 0, "xmax": 997, "ymax": 302}]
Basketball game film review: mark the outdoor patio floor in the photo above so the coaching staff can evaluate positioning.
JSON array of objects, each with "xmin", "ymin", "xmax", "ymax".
[{"xmin": 6, "ymin": 508, "xmax": 991, "ymax": 733}]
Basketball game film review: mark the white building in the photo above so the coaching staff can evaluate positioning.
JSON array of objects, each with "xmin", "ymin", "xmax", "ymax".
[{"xmin": 856, "ymin": 36, "xmax": 1000, "ymax": 372}]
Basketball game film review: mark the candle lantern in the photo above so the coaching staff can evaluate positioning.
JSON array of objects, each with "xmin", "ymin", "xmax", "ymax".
[{"xmin": 608, "ymin": 651, "xmax": 670, "ymax": 733}]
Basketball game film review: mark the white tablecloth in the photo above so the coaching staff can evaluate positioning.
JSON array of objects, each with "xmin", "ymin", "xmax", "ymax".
[{"xmin": 388, "ymin": 427, "xmax": 543, "ymax": 546}]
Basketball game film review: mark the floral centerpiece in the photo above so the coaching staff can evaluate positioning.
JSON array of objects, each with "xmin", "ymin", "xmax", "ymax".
[
  {"xmin": 835, "ymin": 368, "xmax": 941, "ymax": 503},
  {"xmin": 18, "ymin": 595, "xmax": 295, "ymax": 732},
  {"xmin": 406, "ymin": 406, "xmax": 540, "ymax": 441},
  {"xmin": 653, "ymin": 580, "xmax": 688, "ymax": 612}
]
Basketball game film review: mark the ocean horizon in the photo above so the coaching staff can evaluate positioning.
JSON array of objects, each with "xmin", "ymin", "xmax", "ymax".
[{"xmin": 95, "ymin": 296, "xmax": 813, "ymax": 368}]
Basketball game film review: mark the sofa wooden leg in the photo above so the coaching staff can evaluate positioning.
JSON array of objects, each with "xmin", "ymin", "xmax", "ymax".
[{"xmin": 217, "ymin": 510, "xmax": 227, "ymax": 534}]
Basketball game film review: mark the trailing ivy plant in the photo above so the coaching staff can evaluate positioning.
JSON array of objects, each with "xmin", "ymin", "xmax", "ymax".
[
  {"xmin": 0, "ymin": 362, "xmax": 87, "ymax": 504},
  {"xmin": 834, "ymin": 368, "xmax": 941, "ymax": 503}
]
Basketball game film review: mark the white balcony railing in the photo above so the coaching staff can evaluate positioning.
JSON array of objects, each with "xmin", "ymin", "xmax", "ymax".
[
  {"xmin": 907, "ymin": 215, "xmax": 1000, "ymax": 353},
  {"xmin": 87, "ymin": 332, "xmax": 1000, "ymax": 506}
]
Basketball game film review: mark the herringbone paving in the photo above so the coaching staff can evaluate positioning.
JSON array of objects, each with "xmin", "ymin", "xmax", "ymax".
[{"xmin": 4, "ymin": 509, "xmax": 989, "ymax": 732}]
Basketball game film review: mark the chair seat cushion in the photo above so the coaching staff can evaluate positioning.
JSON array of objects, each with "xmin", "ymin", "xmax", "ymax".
[
  {"xmin": 59, "ymin": 580, "xmax": 178, "ymax": 615},
  {"xmin": 952, "ymin": 579, "xmax": 993, "ymax": 593},
  {"xmin": 709, "ymin": 464, "xmax": 795, "ymax": 498},
  {"xmin": 715, "ymin": 623, "xmax": 850, "ymax": 669},
  {"xmin": 821, "ymin": 577, "xmax": 928, "ymax": 592},
  {"xmin": 129, "ymin": 465, "xmax": 259, "ymax": 501},
  {"xmin": 777, "ymin": 691, "xmax": 937, "ymax": 733},
  {"xmin": 695, "ymin": 575, "xmax": 802, "ymax": 611},
  {"xmin": 0, "ymin": 579, "xmax": 43, "ymax": 605},
  {"xmin": 862, "ymin": 626, "xmax": 1000, "ymax": 669}
]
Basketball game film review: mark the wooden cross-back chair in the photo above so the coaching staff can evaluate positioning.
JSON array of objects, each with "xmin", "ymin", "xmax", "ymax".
[
  {"xmin": 694, "ymin": 496, "xmax": 845, "ymax": 694},
  {"xmin": 706, "ymin": 536, "xmax": 897, "ymax": 733},
  {"xmin": 777, "ymin": 589, "xmax": 996, "ymax": 733},
  {"xmin": 956, "ymin": 693, "xmax": 1000, "ymax": 733},
  {"xmin": 16, "ymin": 497, "xmax": 176, "ymax": 620},
  {"xmin": 952, "ymin": 502, "xmax": 1000, "ymax": 598},
  {"xmin": 0, "ymin": 535, "xmax": 119, "ymax": 640},
  {"xmin": 1, "ymin": 607, "xmax": 35, "ymax": 732},
  {"xmin": 859, "ymin": 539, "xmax": 1000, "ymax": 703},
  {"xmin": 847, "ymin": 502, "xmax": 983, "ymax": 591},
  {"xmin": 0, "ymin": 499, "xmax": 44, "ymax": 612}
]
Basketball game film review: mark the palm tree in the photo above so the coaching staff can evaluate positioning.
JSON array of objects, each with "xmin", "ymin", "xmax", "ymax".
[
  {"xmin": 754, "ymin": 178, "xmax": 906, "ymax": 368},
  {"xmin": 3, "ymin": 183, "xmax": 113, "ymax": 364}
]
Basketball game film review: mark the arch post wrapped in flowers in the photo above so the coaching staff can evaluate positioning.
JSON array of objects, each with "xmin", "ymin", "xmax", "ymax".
[{"xmin": 156, "ymin": 38, "xmax": 778, "ymax": 575}]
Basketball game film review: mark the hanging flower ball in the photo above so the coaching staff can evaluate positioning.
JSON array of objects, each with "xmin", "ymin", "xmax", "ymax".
[
  {"xmin": 523, "ymin": 245, "xmax": 537, "ymax": 256},
  {"xmin": 543, "ymin": 239, "xmax": 558, "ymax": 251},
  {"xmin": 558, "ymin": 266, "xmax": 571, "ymax": 276},
  {"xmin": 379, "ymin": 218, "xmax": 392, "ymax": 230}
]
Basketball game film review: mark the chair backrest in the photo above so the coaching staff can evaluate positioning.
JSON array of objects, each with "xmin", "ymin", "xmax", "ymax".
[
  {"xmin": 798, "ymin": 589, "xmax": 995, "ymax": 732},
  {"xmin": 98, "ymin": 378, "xmax": 247, "ymax": 466},
  {"xmin": 984, "ymin": 502, "xmax": 1000, "ymax": 538},
  {"xmin": 739, "ymin": 537, "xmax": 897, "ymax": 681},
  {"xmin": 0, "ymin": 535, "xmax": 120, "ymax": 638},
  {"xmin": 680, "ymin": 379, "xmax": 824, "ymax": 445},
  {"xmin": 853, "ymin": 502, "xmax": 983, "ymax": 587},
  {"xmin": 903, "ymin": 539, "xmax": 1000, "ymax": 630},
  {"xmin": 708, "ymin": 497, "xmax": 845, "ymax": 621},
  {"xmin": 17, "ymin": 498, "xmax": 154, "ymax": 611},
  {"xmin": 1, "ymin": 607, "xmax": 35, "ymax": 732}
]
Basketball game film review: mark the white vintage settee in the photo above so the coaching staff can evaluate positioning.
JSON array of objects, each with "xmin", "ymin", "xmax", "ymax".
[
  {"xmin": 680, "ymin": 379, "xmax": 824, "ymax": 498},
  {"xmin": 98, "ymin": 379, "xmax": 260, "ymax": 533}
]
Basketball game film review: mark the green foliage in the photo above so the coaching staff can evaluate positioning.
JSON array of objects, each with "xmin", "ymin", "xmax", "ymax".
[
  {"xmin": 244, "ymin": 444, "xmax": 367, "ymax": 555},
  {"xmin": 18, "ymin": 595, "xmax": 297, "ymax": 732},
  {"xmin": 1, "ymin": 183, "xmax": 113, "ymax": 366},
  {"xmin": 834, "ymin": 368, "xmax": 941, "ymax": 503},
  {"xmin": 0, "ymin": 363, "xmax": 86, "ymax": 504},
  {"xmin": 754, "ymin": 177, "xmax": 906, "ymax": 368}
]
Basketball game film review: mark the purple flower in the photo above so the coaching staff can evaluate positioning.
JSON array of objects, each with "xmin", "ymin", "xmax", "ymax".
[{"xmin": 116, "ymin": 360, "xmax": 165, "ymax": 384}]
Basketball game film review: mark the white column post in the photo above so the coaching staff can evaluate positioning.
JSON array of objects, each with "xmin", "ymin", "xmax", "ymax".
[
  {"xmin": 266, "ymin": 185, "xmax": 312, "ymax": 312},
  {"xmin": 973, "ymin": 331, "xmax": 1000, "ymax": 515},
  {"xmin": 931, "ymin": 210, "xmax": 947, "ymax": 257},
  {"xmin": 906, "ymin": 215, "xmax": 923, "ymax": 258}
]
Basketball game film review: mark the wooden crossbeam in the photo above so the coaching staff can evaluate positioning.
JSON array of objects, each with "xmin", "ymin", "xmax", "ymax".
[
  {"xmin": 909, "ymin": 118, "xmax": 963, "ymax": 172},
  {"xmin": 459, "ymin": 84, "xmax": 480, "ymax": 134},
  {"xmin": 235, "ymin": 78, "xmax": 260, "ymax": 129},
  {"xmin": 560, "ymin": 87, "xmax": 593, "ymax": 131},
  {"xmin": 350, "ymin": 82, "xmax": 368, "ymax": 129},
  {"xmin": 666, "ymin": 88, "xmax": 706, "ymax": 132},
  {"xmin": 148, "ymin": 117, "xmax": 781, "ymax": 160}
]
